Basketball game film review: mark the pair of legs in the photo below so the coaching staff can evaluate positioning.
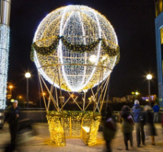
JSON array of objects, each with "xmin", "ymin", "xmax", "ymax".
[
  {"xmin": 105, "ymin": 140, "xmax": 112, "ymax": 152},
  {"xmin": 146, "ymin": 123, "xmax": 156, "ymax": 145},
  {"xmin": 9, "ymin": 123, "xmax": 19, "ymax": 149},
  {"xmin": 153, "ymin": 112, "xmax": 159, "ymax": 123},
  {"xmin": 123, "ymin": 132, "xmax": 133, "ymax": 150},
  {"xmin": 135, "ymin": 123, "xmax": 145, "ymax": 146}
]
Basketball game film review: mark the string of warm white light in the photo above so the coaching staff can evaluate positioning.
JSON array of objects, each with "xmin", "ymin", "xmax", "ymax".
[
  {"xmin": 33, "ymin": 5, "xmax": 119, "ymax": 92},
  {"xmin": 0, "ymin": 25, "xmax": 9, "ymax": 109}
]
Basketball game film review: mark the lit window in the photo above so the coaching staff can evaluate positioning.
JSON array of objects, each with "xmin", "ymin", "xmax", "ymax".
[
  {"xmin": 160, "ymin": 27, "xmax": 163, "ymax": 44},
  {"xmin": 159, "ymin": 0, "xmax": 163, "ymax": 13},
  {"xmin": 155, "ymin": 0, "xmax": 163, "ymax": 17}
]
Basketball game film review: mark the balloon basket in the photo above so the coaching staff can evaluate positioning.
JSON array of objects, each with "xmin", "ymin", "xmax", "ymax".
[{"xmin": 47, "ymin": 111, "xmax": 101, "ymax": 146}]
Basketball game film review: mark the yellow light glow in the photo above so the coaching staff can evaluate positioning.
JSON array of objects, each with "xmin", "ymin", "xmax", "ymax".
[
  {"xmin": 101, "ymin": 55, "xmax": 107, "ymax": 61},
  {"xmin": 11, "ymin": 99, "xmax": 14, "ymax": 102},
  {"xmin": 159, "ymin": 0, "xmax": 163, "ymax": 13},
  {"xmin": 160, "ymin": 27, "xmax": 163, "ymax": 44},
  {"xmin": 82, "ymin": 126, "xmax": 90, "ymax": 133},
  {"xmin": 42, "ymin": 92, "xmax": 46, "ymax": 96},
  {"xmin": 135, "ymin": 92, "xmax": 139, "ymax": 95},
  {"xmin": 47, "ymin": 113, "xmax": 101, "ymax": 146},
  {"xmin": 9, "ymin": 85, "xmax": 13, "ymax": 89},
  {"xmin": 19, "ymin": 96, "xmax": 22, "ymax": 99}
]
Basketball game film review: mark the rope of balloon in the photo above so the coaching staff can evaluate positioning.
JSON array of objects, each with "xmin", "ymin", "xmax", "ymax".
[{"xmin": 37, "ymin": 64, "xmax": 110, "ymax": 113}]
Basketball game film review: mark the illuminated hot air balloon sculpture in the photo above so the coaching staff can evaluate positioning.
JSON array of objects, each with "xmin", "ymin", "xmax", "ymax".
[{"xmin": 31, "ymin": 5, "xmax": 120, "ymax": 146}]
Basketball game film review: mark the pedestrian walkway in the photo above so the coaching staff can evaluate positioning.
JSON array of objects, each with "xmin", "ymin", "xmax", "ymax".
[{"xmin": 0, "ymin": 123, "xmax": 163, "ymax": 152}]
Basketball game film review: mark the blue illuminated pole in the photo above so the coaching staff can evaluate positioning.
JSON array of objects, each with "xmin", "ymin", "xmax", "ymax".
[{"xmin": 0, "ymin": 0, "xmax": 11, "ymax": 128}]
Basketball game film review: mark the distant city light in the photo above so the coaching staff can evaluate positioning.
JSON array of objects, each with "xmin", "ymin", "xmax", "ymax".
[
  {"xmin": 131, "ymin": 91, "xmax": 139, "ymax": 95},
  {"xmin": 135, "ymin": 92, "xmax": 139, "ymax": 95},
  {"xmin": 142, "ymin": 95, "xmax": 155, "ymax": 101},
  {"xmin": 42, "ymin": 92, "xmax": 46, "ymax": 96},
  {"xmin": 11, "ymin": 99, "xmax": 14, "ymax": 102},
  {"xmin": 19, "ymin": 96, "xmax": 22, "ymax": 99}
]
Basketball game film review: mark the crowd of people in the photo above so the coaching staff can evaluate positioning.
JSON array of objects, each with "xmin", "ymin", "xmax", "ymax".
[
  {"xmin": 103, "ymin": 100, "xmax": 161, "ymax": 152},
  {"xmin": 4, "ymin": 99, "xmax": 162, "ymax": 152}
]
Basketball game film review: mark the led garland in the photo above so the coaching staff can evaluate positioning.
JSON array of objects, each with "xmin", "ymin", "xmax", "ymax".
[
  {"xmin": 0, "ymin": 25, "xmax": 9, "ymax": 109},
  {"xmin": 31, "ymin": 36, "xmax": 120, "ymax": 61}
]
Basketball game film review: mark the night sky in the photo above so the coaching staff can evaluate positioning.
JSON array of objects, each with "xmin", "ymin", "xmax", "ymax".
[{"xmin": 8, "ymin": 0, "xmax": 157, "ymax": 102}]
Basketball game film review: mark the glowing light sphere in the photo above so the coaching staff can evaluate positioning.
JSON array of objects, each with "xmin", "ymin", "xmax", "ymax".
[
  {"xmin": 25, "ymin": 72, "xmax": 31, "ymax": 78},
  {"xmin": 146, "ymin": 74, "xmax": 152, "ymax": 80},
  {"xmin": 33, "ymin": 5, "xmax": 119, "ymax": 92}
]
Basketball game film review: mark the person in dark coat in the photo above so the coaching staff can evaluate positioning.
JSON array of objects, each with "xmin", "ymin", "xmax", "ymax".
[
  {"xmin": 5, "ymin": 100, "xmax": 20, "ymax": 149},
  {"xmin": 132, "ymin": 100, "xmax": 145, "ymax": 147},
  {"xmin": 144, "ymin": 105, "xmax": 156, "ymax": 145},
  {"xmin": 120, "ymin": 105, "xmax": 134, "ymax": 150},
  {"xmin": 103, "ymin": 106, "xmax": 117, "ymax": 152}
]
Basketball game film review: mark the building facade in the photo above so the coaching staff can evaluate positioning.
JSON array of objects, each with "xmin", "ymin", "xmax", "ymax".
[{"xmin": 155, "ymin": 0, "xmax": 163, "ymax": 107}]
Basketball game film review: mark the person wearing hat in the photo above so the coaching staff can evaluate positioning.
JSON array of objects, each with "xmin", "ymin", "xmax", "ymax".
[
  {"xmin": 5, "ymin": 100, "xmax": 20, "ymax": 149},
  {"xmin": 132, "ymin": 100, "xmax": 145, "ymax": 147}
]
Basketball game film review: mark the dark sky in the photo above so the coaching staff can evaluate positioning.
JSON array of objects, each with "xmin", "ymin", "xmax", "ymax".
[{"xmin": 8, "ymin": 0, "xmax": 157, "ymax": 101}]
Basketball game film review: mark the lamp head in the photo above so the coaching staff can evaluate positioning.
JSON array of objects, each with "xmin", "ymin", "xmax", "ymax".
[
  {"xmin": 146, "ymin": 74, "xmax": 152, "ymax": 80},
  {"xmin": 25, "ymin": 72, "xmax": 31, "ymax": 78},
  {"xmin": 9, "ymin": 85, "xmax": 13, "ymax": 89}
]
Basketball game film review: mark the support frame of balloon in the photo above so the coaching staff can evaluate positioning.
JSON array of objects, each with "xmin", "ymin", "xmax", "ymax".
[{"xmin": 37, "ymin": 63, "xmax": 110, "ymax": 146}]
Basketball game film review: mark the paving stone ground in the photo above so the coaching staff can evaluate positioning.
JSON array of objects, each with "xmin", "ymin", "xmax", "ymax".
[{"xmin": 0, "ymin": 123, "xmax": 163, "ymax": 152}]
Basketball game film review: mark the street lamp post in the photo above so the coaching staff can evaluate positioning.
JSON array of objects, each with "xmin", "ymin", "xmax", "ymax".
[
  {"xmin": 25, "ymin": 72, "xmax": 31, "ymax": 108},
  {"xmin": 146, "ymin": 74, "xmax": 152, "ymax": 106},
  {"xmin": 8, "ymin": 85, "xmax": 13, "ymax": 98}
]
